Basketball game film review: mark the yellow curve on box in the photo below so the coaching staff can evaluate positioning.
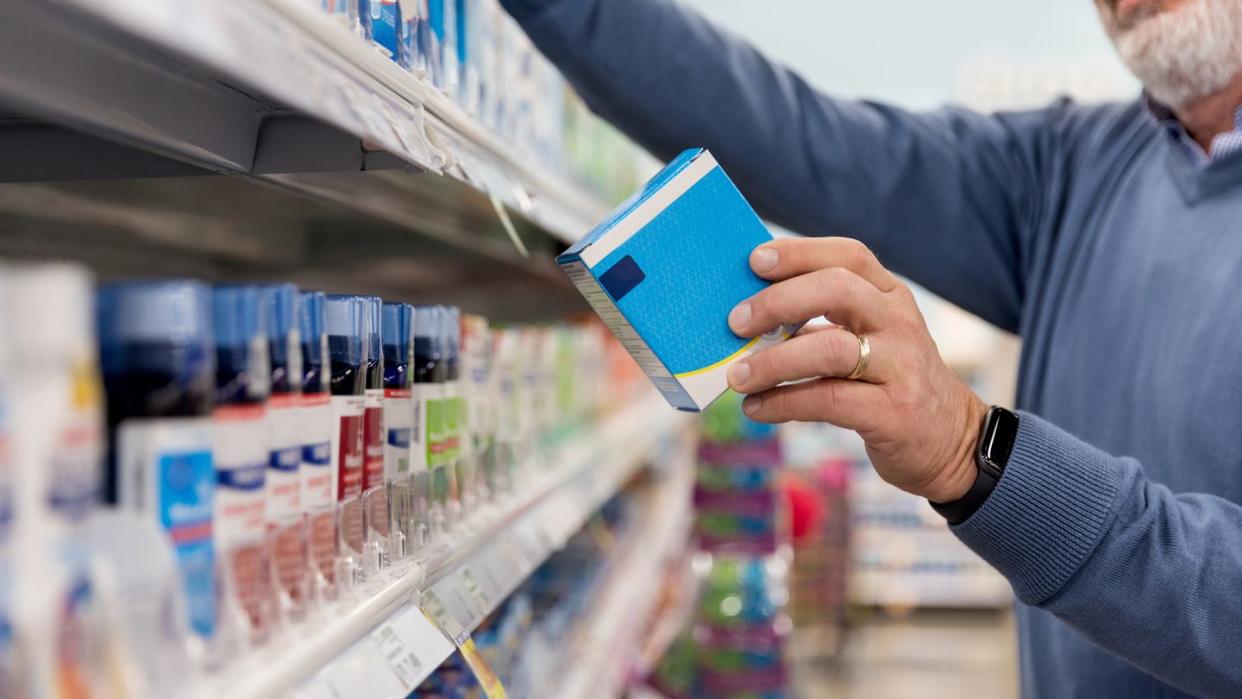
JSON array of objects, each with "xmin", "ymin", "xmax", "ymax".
[{"xmin": 673, "ymin": 336, "xmax": 764, "ymax": 379}]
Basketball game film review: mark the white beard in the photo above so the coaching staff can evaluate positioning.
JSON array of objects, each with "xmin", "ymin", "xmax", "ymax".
[{"xmin": 1101, "ymin": 0, "xmax": 1242, "ymax": 108}]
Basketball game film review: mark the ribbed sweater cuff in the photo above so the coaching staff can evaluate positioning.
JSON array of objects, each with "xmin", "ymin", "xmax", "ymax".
[
  {"xmin": 498, "ymin": 0, "xmax": 560, "ymax": 21},
  {"xmin": 952, "ymin": 411, "xmax": 1120, "ymax": 605}
]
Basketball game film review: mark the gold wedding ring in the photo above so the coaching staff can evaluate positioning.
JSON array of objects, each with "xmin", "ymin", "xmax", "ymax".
[{"xmin": 846, "ymin": 333, "xmax": 871, "ymax": 380}]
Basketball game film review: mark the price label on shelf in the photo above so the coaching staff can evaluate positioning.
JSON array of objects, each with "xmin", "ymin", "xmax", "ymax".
[
  {"xmin": 458, "ymin": 567, "xmax": 492, "ymax": 617},
  {"xmin": 304, "ymin": 604, "xmax": 453, "ymax": 699},
  {"xmin": 420, "ymin": 589, "xmax": 467, "ymax": 642}
]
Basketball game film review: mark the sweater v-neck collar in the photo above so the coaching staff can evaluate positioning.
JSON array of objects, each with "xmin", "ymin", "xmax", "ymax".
[{"xmin": 1142, "ymin": 96, "xmax": 1242, "ymax": 204}]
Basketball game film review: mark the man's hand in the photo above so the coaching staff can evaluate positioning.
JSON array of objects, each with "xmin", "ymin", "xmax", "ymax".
[{"xmin": 726, "ymin": 237, "xmax": 988, "ymax": 504}]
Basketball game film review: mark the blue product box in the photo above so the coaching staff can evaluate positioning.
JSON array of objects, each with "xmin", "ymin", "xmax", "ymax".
[
  {"xmin": 558, "ymin": 148, "xmax": 795, "ymax": 412},
  {"xmin": 368, "ymin": 0, "xmax": 401, "ymax": 60}
]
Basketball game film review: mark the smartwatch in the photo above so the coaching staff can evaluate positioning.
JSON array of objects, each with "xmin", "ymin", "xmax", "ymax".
[{"xmin": 930, "ymin": 406, "xmax": 1019, "ymax": 525}]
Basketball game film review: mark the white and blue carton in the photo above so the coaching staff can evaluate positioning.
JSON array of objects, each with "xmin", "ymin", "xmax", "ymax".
[{"xmin": 558, "ymin": 148, "xmax": 795, "ymax": 412}]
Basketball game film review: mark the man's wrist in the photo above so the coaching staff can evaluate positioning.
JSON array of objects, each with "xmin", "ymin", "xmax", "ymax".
[
  {"xmin": 926, "ymin": 393, "xmax": 989, "ymax": 503},
  {"xmin": 930, "ymin": 404, "xmax": 1019, "ymax": 524}
]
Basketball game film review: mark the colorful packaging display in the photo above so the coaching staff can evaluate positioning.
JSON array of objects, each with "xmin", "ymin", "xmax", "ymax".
[
  {"xmin": 685, "ymin": 393, "xmax": 792, "ymax": 697},
  {"xmin": 1, "ymin": 261, "xmax": 636, "ymax": 691}
]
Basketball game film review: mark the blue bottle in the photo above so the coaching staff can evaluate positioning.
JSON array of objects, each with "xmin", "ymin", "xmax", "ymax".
[
  {"xmin": 260, "ymin": 284, "xmax": 308, "ymax": 618},
  {"xmin": 211, "ymin": 285, "xmax": 273, "ymax": 643},
  {"xmin": 382, "ymin": 302, "xmax": 413, "ymax": 481},
  {"xmin": 324, "ymin": 296, "xmax": 367, "ymax": 577},
  {"xmin": 298, "ymin": 291, "xmax": 337, "ymax": 596},
  {"xmin": 98, "ymin": 280, "xmax": 217, "ymax": 642},
  {"xmin": 259, "ymin": 284, "xmax": 302, "ymax": 527}
]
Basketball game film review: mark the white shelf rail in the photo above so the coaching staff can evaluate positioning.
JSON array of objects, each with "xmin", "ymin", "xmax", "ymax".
[{"xmin": 17, "ymin": 0, "xmax": 610, "ymax": 243}]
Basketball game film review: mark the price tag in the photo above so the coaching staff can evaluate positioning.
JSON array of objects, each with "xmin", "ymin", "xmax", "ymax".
[
  {"xmin": 371, "ymin": 613, "xmax": 433, "ymax": 688},
  {"xmin": 420, "ymin": 589, "xmax": 467, "ymax": 642},
  {"xmin": 458, "ymin": 567, "xmax": 492, "ymax": 617}
]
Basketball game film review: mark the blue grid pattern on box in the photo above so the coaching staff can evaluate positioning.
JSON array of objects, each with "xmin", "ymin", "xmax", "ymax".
[{"xmin": 558, "ymin": 148, "xmax": 794, "ymax": 411}]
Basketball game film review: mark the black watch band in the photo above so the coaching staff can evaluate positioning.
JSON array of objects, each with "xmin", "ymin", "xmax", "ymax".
[
  {"xmin": 930, "ymin": 406, "xmax": 1019, "ymax": 525},
  {"xmin": 930, "ymin": 465, "xmax": 998, "ymax": 525}
]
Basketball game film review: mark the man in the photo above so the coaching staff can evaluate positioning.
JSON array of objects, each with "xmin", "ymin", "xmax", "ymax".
[{"xmin": 498, "ymin": 0, "xmax": 1242, "ymax": 695}]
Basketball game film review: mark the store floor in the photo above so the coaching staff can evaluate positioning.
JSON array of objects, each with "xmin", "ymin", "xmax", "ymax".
[{"xmin": 794, "ymin": 609, "xmax": 1018, "ymax": 699}]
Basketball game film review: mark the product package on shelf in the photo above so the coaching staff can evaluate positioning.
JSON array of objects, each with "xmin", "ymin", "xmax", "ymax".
[
  {"xmin": 323, "ymin": 295, "xmax": 367, "ymax": 595},
  {"xmin": 260, "ymin": 285, "xmax": 311, "ymax": 625},
  {"xmin": 210, "ymin": 285, "xmax": 277, "ymax": 657},
  {"xmin": 97, "ymin": 280, "xmax": 218, "ymax": 669},
  {"xmin": 3, "ymin": 265, "xmax": 131, "ymax": 697}
]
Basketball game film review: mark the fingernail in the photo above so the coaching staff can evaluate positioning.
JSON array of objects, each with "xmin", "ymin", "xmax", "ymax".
[
  {"xmin": 752, "ymin": 247, "xmax": 778, "ymax": 273},
  {"xmin": 728, "ymin": 360, "xmax": 751, "ymax": 388},
  {"xmin": 729, "ymin": 302, "xmax": 752, "ymax": 333},
  {"xmin": 743, "ymin": 394, "xmax": 762, "ymax": 415}
]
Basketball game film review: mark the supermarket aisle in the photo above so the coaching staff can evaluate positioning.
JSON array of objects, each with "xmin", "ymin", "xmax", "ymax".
[{"xmin": 794, "ymin": 610, "xmax": 1018, "ymax": 699}]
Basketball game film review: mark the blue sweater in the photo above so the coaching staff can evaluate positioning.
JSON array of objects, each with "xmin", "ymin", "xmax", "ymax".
[{"xmin": 500, "ymin": 1, "xmax": 1242, "ymax": 696}]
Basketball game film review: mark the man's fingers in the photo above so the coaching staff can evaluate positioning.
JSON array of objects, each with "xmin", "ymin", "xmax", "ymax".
[
  {"xmin": 729, "ymin": 266, "xmax": 886, "ymax": 337},
  {"xmin": 750, "ymin": 237, "xmax": 899, "ymax": 292},
  {"xmin": 728, "ymin": 325, "xmax": 880, "ymax": 393},
  {"xmin": 740, "ymin": 377, "xmax": 882, "ymax": 431}
]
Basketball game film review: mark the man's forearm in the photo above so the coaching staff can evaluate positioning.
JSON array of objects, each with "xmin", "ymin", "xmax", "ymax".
[{"xmin": 501, "ymin": 0, "xmax": 1052, "ymax": 330}]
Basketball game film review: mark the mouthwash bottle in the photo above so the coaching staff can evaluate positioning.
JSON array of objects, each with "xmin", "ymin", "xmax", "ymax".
[
  {"xmin": 324, "ymin": 295, "xmax": 366, "ymax": 591},
  {"xmin": 6, "ymin": 265, "xmax": 118, "ymax": 698},
  {"xmin": 382, "ymin": 302, "xmax": 414, "ymax": 561},
  {"xmin": 298, "ymin": 291, "xmax": 335, "ymax": 602},
  {"xmin": 260, "ymin": 284, "xmax": 307, "ymax": 621},
  {"xmin": 412, "ymin": 305, "xmax": 450, "ymax": 540},
  {"xmin": 442, "ymin": 306, "xmax": 467, "ymax": 515},
  {"xmin": 359, "ymin": 297, "xmax": 386, "ymax": 577},
  {"xmin": 98, "ymin": 281, "xmax": 216, "ymax": 647},
  {"xmin": 361, "ymin": 297, "xmax": 386, "ymax": 497},
  {"xmin": 211, "ymin": 285, "xmax": 274, "ymax": 648}
]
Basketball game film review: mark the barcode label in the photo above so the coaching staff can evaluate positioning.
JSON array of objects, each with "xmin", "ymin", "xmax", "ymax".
[{"xmin": 372, "ymin": 623, "xmax": 425, "ymax": 688}]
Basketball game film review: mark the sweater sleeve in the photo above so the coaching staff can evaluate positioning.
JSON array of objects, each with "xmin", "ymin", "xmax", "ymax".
[
  {"xmin": 953, "ymin": 412, "xmax": 1242, "ymax": 697},
  {"xmin": 499, "ymin": 0, "xmax": 1062, "ymax": 332}
]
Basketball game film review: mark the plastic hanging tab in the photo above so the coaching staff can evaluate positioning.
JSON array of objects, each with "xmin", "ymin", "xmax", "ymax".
[{"xmin": 489, "ymin": 191, "xmax": 529, "ymax": 259}]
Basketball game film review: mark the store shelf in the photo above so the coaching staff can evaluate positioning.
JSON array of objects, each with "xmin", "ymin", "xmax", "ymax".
[
  {"xmin": 195, "ymin": 394, "xmax": 693, "ymax": 699},
  {"xmin": 554, "ymin": 435, "xmax": 696, "ymax": 699},
  {"xmin": 0, "ymin": 0, "xmax": 621, "ymax": 317}
]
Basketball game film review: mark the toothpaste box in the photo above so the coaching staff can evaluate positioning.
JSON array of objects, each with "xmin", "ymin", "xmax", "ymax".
[{"xmin": 557, "ymin": 148, "xmax": 794, "ymax": 412}]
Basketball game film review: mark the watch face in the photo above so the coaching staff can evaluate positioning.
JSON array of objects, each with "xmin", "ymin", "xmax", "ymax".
[{"xmin": 979, "ymin": 407, "xmax": 1019, "ymax": 477}]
